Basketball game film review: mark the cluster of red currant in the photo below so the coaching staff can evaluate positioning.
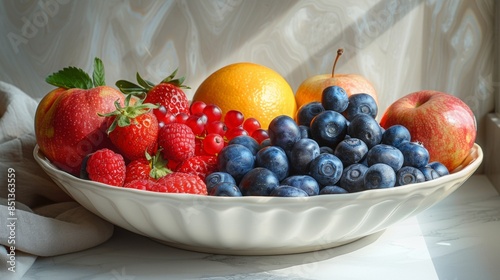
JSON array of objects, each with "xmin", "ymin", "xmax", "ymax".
[{"xmin": 154, "ymin": 101, "xmax": 269, "ymax": 156}]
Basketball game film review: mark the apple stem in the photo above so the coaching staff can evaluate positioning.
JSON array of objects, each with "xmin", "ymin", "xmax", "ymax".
[{"xmin": 331, "ymin": 48, "xmax": 344, "ymax": 78}]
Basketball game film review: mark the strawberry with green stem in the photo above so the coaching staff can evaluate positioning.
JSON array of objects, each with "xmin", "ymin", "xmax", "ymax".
[
  {"xmin": 116, "ymin": 69, "xmax": 191, "ymax": 118},
  {"xmin": 125, "ymin": 150, "xmax": 172, "ymax": 184},
  {"xmin": 100, "ymin": 94, "xmax": 159, "ymax": 161}
]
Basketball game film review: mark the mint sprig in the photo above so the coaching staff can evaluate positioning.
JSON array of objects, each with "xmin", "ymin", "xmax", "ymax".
[{"xmin": 46, "ymin": 57, "xmax": 106, "ymax": 89}]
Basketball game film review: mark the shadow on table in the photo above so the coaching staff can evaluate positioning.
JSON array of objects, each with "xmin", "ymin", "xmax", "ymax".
[{"xmin": 105, "ymin": 226, "xmax": 385, "ymax": 279}]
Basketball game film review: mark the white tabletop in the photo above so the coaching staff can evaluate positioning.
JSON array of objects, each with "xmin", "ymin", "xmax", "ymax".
[{"xmin": 21, "ymin": 175, "xmax": 500, "ymax": 280}]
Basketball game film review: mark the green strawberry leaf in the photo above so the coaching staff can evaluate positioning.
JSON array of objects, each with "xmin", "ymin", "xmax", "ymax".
[
  {"xmin": 160, "ymin": 68, "xmax": 191, "ymax": 89},
  {"xmin": 147, "ymin": 150, "xmax": 172, "ymax": 179},
  {"xmin": 46, "ymin": 66, "xmax": 94, "ymax": 89},
  {"xmin": 92, "ymin": 57, "xmax": 106, "ymax": 87},
  {"xmin": 162, "ymin": 68, "xmax": 178, "ymax": 83},
  {"xmin": 99, "ymin": 94, "xmax": 159, "ymax": 134},
  {"xmin": 115, "ymin": 80, "xmax": 146, "ymax": 96},
  {"xmin": 136, "ymin": 72, "xmax": 155, "ymax": 90}
]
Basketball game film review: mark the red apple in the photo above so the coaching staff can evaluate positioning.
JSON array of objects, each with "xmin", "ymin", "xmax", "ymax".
[
  {"xmin": 379, "ymin": 90, "xmax": 476, "ymax": 171},
  {"xmin": 35, "ymin": 58, "xmax": 125, "ymax": 176},
  {"xmin": 295, "ymin": 49, "xmax": 378, "ymax": 109}
]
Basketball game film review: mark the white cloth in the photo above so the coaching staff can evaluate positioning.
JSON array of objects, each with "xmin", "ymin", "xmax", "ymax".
[{"xmin": 0, "ymin": 82, "xmax": 114, "ymax": 279}]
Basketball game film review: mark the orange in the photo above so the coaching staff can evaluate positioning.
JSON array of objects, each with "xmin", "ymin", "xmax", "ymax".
[{"xmin": 192, "ymin": 62, "xmax": 297, "ymax": 129}]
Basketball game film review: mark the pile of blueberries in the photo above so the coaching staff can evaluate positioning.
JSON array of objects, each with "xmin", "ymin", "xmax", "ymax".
[{"xmin": 207, "ymin": 86, "xmax": 450, "ymax": 197}]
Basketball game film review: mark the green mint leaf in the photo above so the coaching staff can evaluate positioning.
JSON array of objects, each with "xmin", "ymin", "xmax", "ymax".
[
  {"xmin": 45, "ymin": 66, "xmax": 94, "ymax": 89},
  {"xmin": 92, "ymin": 57, "xmax": 106, "ymax": 87}
]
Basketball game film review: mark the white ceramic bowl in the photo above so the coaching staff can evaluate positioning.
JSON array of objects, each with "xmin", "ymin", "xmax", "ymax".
[{"xmin": 34, "ymin": 144, "xmax": 483, "ymax": 255}]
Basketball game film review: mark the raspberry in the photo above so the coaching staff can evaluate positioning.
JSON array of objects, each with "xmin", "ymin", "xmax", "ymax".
[
  {"xmin": 157, "ymin": 123, "xmax": 196, "ymax": 162},
  {"xmin": 176, "ymin": 155, "xmax": 218, "ymax": 181},
  {"xmin": 125, "ymin": 158, "xmax": 151, "ymax": 184},
  {"xmin": 85, "ymin": 148, "xmax": 126, "ymax": 187},
  {"xmin": 123, "ymin": 179, "xmax": 162, "ymax": 191},
  {"xmin": 155, "ymin": 172, "xmax": 208, "ymax": 195}
]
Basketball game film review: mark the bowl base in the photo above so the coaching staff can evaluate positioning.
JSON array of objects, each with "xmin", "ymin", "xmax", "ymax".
[{"xmin": 150, "ymin": 236, "xmax": 368, "ymax": 256}]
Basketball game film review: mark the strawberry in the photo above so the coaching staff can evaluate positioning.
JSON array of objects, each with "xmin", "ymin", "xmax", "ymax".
[
  {"xmin": 124, "ymin": 151, "xmax": 171, "ymax": 184},
  {"xmin": 155, "ymin": 172, "xmax": 208, "ymax": 195},
  {"xmin": 84, "ymin": 148, "xmax": 126, "ymax": 187},
  {"xmin": 157, "ymin": 123, "xmax": 195, "ymax": 162},
  {"xmin": 100, "ymin": 95, "xmax": 159, "ymax": 161},
  {"xmin": 115, "ymin": 69, "xmax": 190, "ymax": 116},
  {"xmin": 176, "ymin": 155, "xmax": 218, "ymax": 181}
]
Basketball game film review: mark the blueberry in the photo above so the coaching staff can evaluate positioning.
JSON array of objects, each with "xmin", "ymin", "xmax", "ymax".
[
  {"xmin": 319, "ymin": 185, "xmax": 349, "ymax": 195},
  {"xmin": 364, "ymin": 163, "xmax": 396, "ymax": 190},
  {"xmin": 419, "ymin": 166, "xmax": 441, "ymax": 181},
  {"xmin": 428, "ymin": 161, "xmax": 449, "ymax": 176},
  {"xmin": 381, "ymin": 125, "xmax": 411, "ymax": 148},
  {"xmin": 268, "ymin": 115, "xmax": 302, "ymax": 152},
  {"xmin": 344, "ymin": 93, "xmax": 378, "ymax": 120},
  {"xmin": 320, "ymin": 146, "xmax": 334, "ymax": 154},
  {"xmin": 270, "ymin": 185, "xmax": 309, "ymax": 197},
  {"xmin": 334, "ymin": 138, "xmax": 368, "ymax": 166},
  {"xmin": 339, "ymin": 163, "xmax": 368, "ymax": 192},
  {"xmin": 296, "ymin": 102, "xmax": 325, "ymax": 126},
  {"xmin": 398, "ymin": 142, "xmax": 430, "ymax": 168},
  {"xmin": 80, "ymin": 154, "xmax": 91, "ymax": 180},
  {"xmin": 321, "ymin": 86, "xmax": 349, "ymax": 113},
  {"xmin": 239, "ymin": 167, "xmax": 280, "ymax": 196},
  {"xmin": 290, "ymin": 138, "xmax": 321, "ymax": 174},
  {"xmin": 217, "ymin": 144, "xmax": 255, "ymax": 183},
  {"xmin": 309, "ymin": 153, "xmax": 343, "ymax": 187},
  {"xmin": 366, "ymin": 144, "xmax": 404, "ymax": 172},
  {"xmin": 298, "ymin": 125, "xmax": 310, "ymax": 139},
  {"xmin": 259, "ymin": 138, "xmax": 271, "ymax": 149},
  {"xmin": 281, "ymin": 175, "xmax": 320, "ymax": 196},
  {"xmin": 205, "ymin": 172, "xmax": 236, "ymax": 192},
  {"xmin": 310, "ymin": 110, "xmax": 347, "ymax": 147},
  {"xmin": 255, "ymin": 146, "xmax": 289, "ymax": 181},
  {"xmin": 396, "ymin": 166, "xmax": 426, "ymax": 186},
  {"xmin": 228, "ymin": 135, "xmax": 260, "ymax": 155},
  {"xmin": 347, "ymin": 113, "xmax": 383, "ymax": 149},
  {"xmin": 208, "ymin": 182, "xmax": 242, "ymax": 197}
]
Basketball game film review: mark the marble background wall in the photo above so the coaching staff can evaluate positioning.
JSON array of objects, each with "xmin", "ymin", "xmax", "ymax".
[{"xmin": 0, "ymin": 0, "xmax": 495, "ymax": 167}]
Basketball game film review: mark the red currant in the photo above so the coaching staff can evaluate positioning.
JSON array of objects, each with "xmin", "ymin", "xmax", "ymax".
[
  {"xmin": 153, "ymin": 105, "xmax": 175, "ymax": 127},
  {"xmin": 175, "ymin": 113, "xmax": 189, "ymax": 124},
  {"xmin": 225, "ymin": 126, "xmax": 248, "ymax": 141},
  {"xmin": 153, "ymin": 105, "xmax": 168, "ymax": 118},
  {"xmin": 158, "ymin": 114, "xmax": 175, "ymax": 128},
  {"xmin": 251, "ymin": 128, "xmax": 269, "ymax": 144},
  {"xmin": 203, "ymin": 104, "xmax": 222, "ymax": 123},
  {"xmin": 205, "ymin": 121, "xmax": 227, "ymax": 136},
  {"xmin": 190, "ymin": 101, "xmax": 206, "ymax": 116},
  {"xmin": 203, "ymin": 133, "xmax": 225, "ymax": 155},
  {"xmin": 243, "ymin": 117, "xmax": 261, "ymax": 135},
  {"xmin": 186, "ymin": 115, "xmax": 207, "ymax": 135},
  {"xmin": 224, "ymin": 110, "xmax": 244, "ymax": 129}
]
